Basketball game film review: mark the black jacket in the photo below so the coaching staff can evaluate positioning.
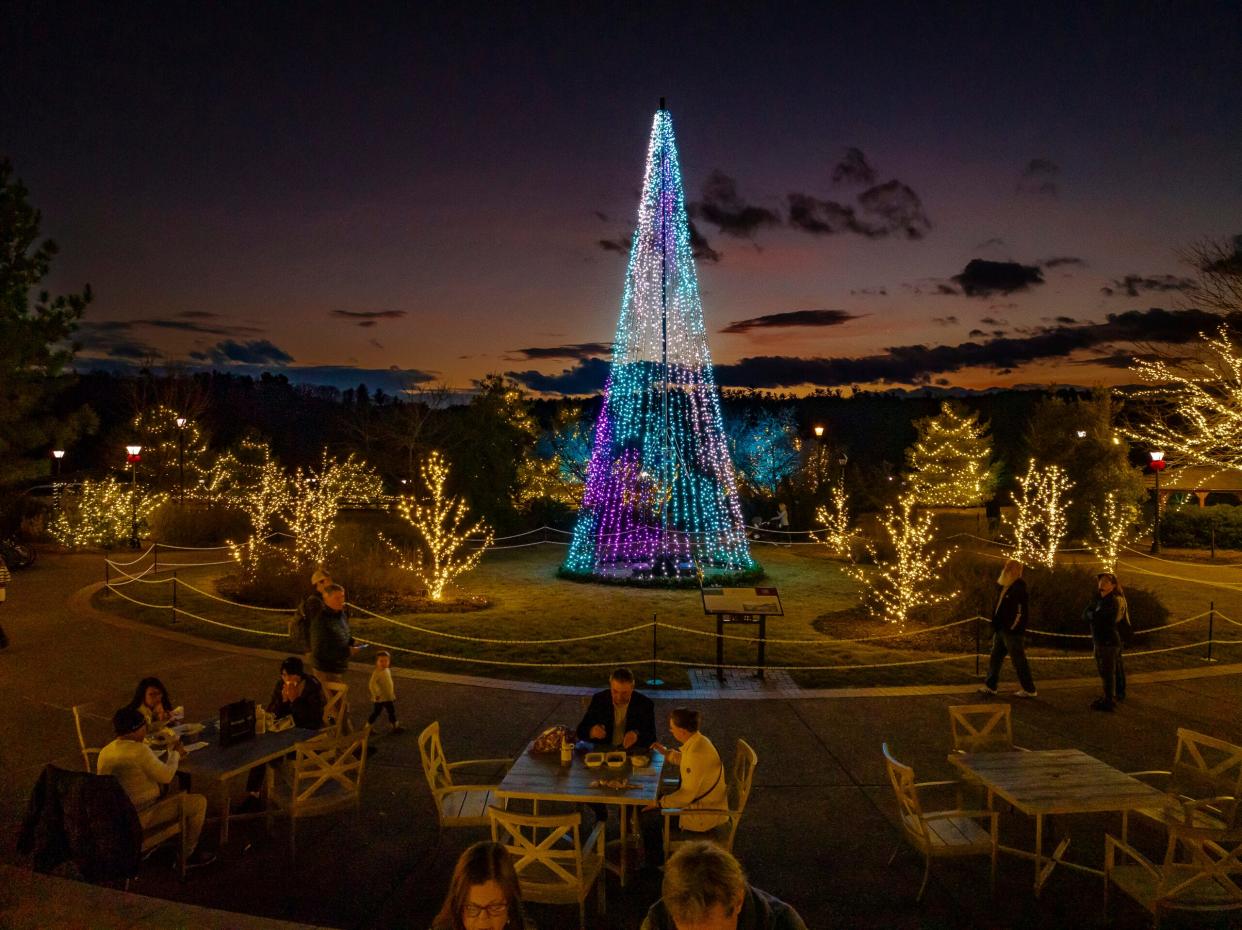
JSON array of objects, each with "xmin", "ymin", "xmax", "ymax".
[
  {"xmin": 642, "ymin": 885, "xmax": 809, "ymax": 930},
  {"xmin": 1084, "ymin": 592, "xmax": 1124, "ymax": 645},
  {"xmin": 267, "ymin": 673, "xmax": 326, "ymax": 729},
  {"xmin": 576, "ymin": 689, "xmax": 657, "ymax": 748},
  {"xmin": 17, "ymin": 765, "xmax": 142, "ymax": 882},
  {"xmin": 991, "ymin": 577, "xmax": 1029, "ymax": 633}
]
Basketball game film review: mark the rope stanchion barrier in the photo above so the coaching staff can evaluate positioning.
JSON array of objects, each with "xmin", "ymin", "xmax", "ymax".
[
  {"xmin": 1216, "ymin": 611, "xmax": 1242, "ymax": 627},
  {"xmin": 106, "ymin": 582, "xmax": 287, "ymax": 638},
  {"xmin": 1114, "ymin": 560, "xmax": 1242, "ymax": 592},
  {"xmin": 349, "ymin": 603, "xmax": 656, "ymax": 645},
  {"xmin": 106, "ymin": 545, "xmax": 157, "ymax": 568},
  {"xmin": 1024, "ymin": 612, "xmax": 1208, "ymax": 640},
  {"xmin": 1026, "ymin": 638, "xmax": 1242, "ymax": 661},
  {"xmin": 175, "ymin": 579, "xmax": 294, "ymax": 612},
  {"xmin": 351, "ymin": 636, "xmax": 646, "ymax": 668},
  {"xmin": 654, "ymin": 616, "xmax": 979, "ymax": 645},
  {"xmin": 1120, "ymin": 545, "xmax": 1242, "ymax": 569},
  {"xmin": 651, "ymin": 653, "xmax": 976, "ymax": 671}
]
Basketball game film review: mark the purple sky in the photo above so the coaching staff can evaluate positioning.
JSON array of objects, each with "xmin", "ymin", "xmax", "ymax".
[{"xmin": 6, "ymin": 3, "xmax": 1241, "ymax": 395}]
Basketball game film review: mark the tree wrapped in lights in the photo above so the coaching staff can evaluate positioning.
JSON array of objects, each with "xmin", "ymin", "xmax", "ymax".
[
  {"xmin": 49, "ymin": 477, "xmax": 166, "ymax": 549},
  {"xmin": 130, "ymin": 405, "xmax": 208, "ymax": 493},
  {"xmin": 1124, "ymin": 324, "xmax": 1242, "ymax": 470},
  {"xmin": 725, "ymin": 407, "xmax": 803, "ymax": 499},
  {"xmin": 286, "ymin": 452, "xmax": 383, "ymax": 567},
  {"xmin": 812, "ymin": 483, "xmax": 854, "ymax": 558},
  {"xmin": 563, "ymin": 105, "xmax": 754, "ymax": 581},
  {"xmin": 1089, "ymin": 491, "xmax": 1138, "ymax": 573},
  {"xmin": 905, "ymin": 401, "xmax": 997, "ymax": 507},
  {"xmin": 1007, "ymin": 460, "xmax": 1074, "ymax": 569},
  {"xmin": 851, "ymin": 492, "xmax": 957, "ymax": 626},
  {"xmin": 228, "ymin": 444, "xmax": 291, "ymax": 579},
  {"xmin": 389, "ymin": 450, "xmax": 493, "ymax": 600},
  {"xmin": 515, "ymin": 408, "xmax": 594, "ymax": 510}
]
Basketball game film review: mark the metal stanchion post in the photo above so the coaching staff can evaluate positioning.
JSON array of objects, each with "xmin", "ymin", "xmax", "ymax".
[
  {"xmin": 1207, "ymin": 600, "xmax": 1215, "ymax": 663},
  {"xmin": 975, "ymin": 616, "xmax": 981, "ymax": 677},
  {"xmin": 171, "ymin": 571, "xmax": 178, "ymax": 625},
  {"xmin": 646, "ymin": 613, "xmax": 663, "ymax": 687}
]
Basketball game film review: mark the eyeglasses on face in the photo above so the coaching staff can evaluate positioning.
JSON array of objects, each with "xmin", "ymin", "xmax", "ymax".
[{"xmin": 463, "ymin": 902, "xmax": 508, "ymax": 918}]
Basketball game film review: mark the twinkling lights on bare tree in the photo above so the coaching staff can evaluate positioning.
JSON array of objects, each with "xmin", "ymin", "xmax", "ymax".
[
  {"xmin": 390, "ymin": 450, "xmax": 493, "ymax": 601},
  {"xmin": 1008, "ymin": 460, "xmax": 1074, "ymax": 569},
  {"xmin": 287, "ymin": 452, "xmax": 383, "ymax": 567},
  {"xmin": 1125, "ymin": 324, "xmax": 1242, "ymax": 470},
  {"xmin": 228, "ymin": 445, "xmax": 291, "ymax": 579},
  {"xmin": 851, "ymin": 492, "xmax": 957, "ymax": 626},
  {"xmin": 812, "ymin": 483, "xmax": 854, "ymax": 558},
  {"xmin": 49, "ymin": 478, "xmax": 166, "ymax": 549},
  {"xmin": 1089, "ymin": 491, "xmax": 1138, "ymax": 573},
  {"xmin": 905, "ymin": 401, "xmax": 997, "ymax": 507}
]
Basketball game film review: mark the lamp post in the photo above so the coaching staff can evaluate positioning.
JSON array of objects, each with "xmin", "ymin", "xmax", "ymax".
[
  {"xmin": 126, "ymin": 445, "xmax": 143, "ymax": 549},
  {"xmin": 1149, "ymin": 451, "xmax": 1166, "ymax": 553},
  {"xmin": 52, "ymin": 449, "xmax": 65, "ymax": 513},
  {"xmin": 175, "ymin": 416, "xmax": 187, "ymax": 505},
  {"xmin": 1075, "ymin": 430, "xmax": 1087, "ymax": 439}
]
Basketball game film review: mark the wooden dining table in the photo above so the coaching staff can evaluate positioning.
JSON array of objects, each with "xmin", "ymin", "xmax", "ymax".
[
  {"xmin": 496, "ymin": 744, "xmax": 671, "ymax": 886},
  {"xmin": 176, "ymin": 720, "xmax": 322, "ymax": 844},
  {"xmin": 948, "ymin": 748, "xmax": 1170, "ymax": 896}
]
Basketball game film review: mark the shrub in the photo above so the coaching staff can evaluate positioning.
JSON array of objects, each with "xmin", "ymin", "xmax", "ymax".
[
  {"xmin": 149, "ymin": 501, "xmax": 249, "ymax": 548},
  {"xmin": 1160, "ymin": 504, "xmax": 1242, "ymax": 549}
]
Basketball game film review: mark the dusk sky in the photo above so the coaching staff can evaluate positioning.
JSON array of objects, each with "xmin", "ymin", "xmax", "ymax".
[{"xmin": 5, "ymin": 3, "xmax": 1241, "ymax": 396}]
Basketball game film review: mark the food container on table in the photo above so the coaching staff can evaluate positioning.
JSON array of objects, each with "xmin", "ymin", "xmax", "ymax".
[
  {"xmin": 629, "ymin": 753, "xmax": 651, "ymax": 768},
  {"xmin": 584, "ymin": 752, "xmax": 605, "ymax": 768},
  {"xmin": 605, "ymin": 751, "xmax": 628, "ymax": 769}
]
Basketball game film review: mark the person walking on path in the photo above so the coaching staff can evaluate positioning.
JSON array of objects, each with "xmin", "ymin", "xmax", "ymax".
[
  {"xmin": 290, "ymin": 567, "xmax": 333, "ymax": 670},
  {"xmin": 0, "ymin": 553, "xmax": 9, "ymax": 650},
  {"xmin": 310, "ymin": 583, "xmax": 361, "ymax": 684},
  {"xmin": 367, "ymin": 650, "xmax": 403, "ymax": 732},
  {"xmin": 1085, "ymin": 572, "xmax": 1127, "ymax": 711},
  {"xmin": 978, "ymin": 558, "xmax": 1037, "ymax": 698}
]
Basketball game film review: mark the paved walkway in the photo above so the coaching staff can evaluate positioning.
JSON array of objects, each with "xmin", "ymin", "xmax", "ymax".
[{"xmin": 2, "ymin": 552, "xmax": 1241, "ymax": 929}]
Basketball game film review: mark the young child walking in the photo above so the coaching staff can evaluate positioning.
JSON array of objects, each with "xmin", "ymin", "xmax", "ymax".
[{"xmin": 367, "ymin": 650, "xmax": 403, "ymax": 732}]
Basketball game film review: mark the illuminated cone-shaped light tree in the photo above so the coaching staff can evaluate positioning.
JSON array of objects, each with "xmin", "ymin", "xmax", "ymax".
[
  {"xmin": 905, "ymin": 401, "xmax": 997, "ymax": 507},
  {"xmin": 563, "ymin": 104, "xmax": 754, "ymax": 581}
]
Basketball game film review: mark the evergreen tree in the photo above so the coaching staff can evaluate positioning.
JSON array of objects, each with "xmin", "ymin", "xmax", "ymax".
[
  {"xmin": 905, "ymin": 401, "xmax": 997, "ymax": 507},
  {"xmin": 0, "ymin": 158, "xmax": 95, "ymax": 485}
]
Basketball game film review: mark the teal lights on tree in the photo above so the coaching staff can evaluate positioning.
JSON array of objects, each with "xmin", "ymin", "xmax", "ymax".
[{"xmin": 563, "ymin": 104, "xmax": 755, "ymax": 581}]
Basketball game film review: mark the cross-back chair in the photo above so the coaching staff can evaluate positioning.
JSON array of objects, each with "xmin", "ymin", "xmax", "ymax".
[
  {"xmin": 949, "ymin": 703, "xmax": 1022, "ymax": 754},
  {"xmin": 1126, "ymin": 728, "xmax": 1242, "ymax": 839},
  {"xmin": 662, "ymin": 737, "xmax": 758, "ymax": 859},
  {"xmin": 266, "ymin": 725, "xmax": 370, "ymax": 859},
  {"xmin": 1106, "ymin": 817, "xmax": 1242, "ymax": 929},
  {"xmin": 489, "ymin": 805, "xmax": 606, "ymax": 930},
  {"xmin": 418, "ymin": 721, "xmax": 513, "ymax": 833},
  {"xmin": 321, "ymin": 681, "xmax": 350, "ymax": 737},
  {"xmin": 883, "ymin": 742, "xmax": 998, "ymax": 902},
  {"xmin": 72, "ymin": 704, "xmax": 103, "ymax": 773}
]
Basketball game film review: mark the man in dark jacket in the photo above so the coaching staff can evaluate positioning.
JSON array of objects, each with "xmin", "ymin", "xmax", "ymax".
[
  {"xmin": 310, "ymin": 583, "xmax": 360, "ymax": 683},
  {"xmin": 978, "ymin": 559, "xmax": 1038, "ymax": 698},
  {"xmin": 641, "ymin": 841, "xmax": 808, "ymax": 930},
  {"xmin": 576, "ymin": 666, "xmax": 657, "ymax": 750},
  {"xmin": 1084, "ymin": 572, "xmax": 1127, "ymax": 711}
]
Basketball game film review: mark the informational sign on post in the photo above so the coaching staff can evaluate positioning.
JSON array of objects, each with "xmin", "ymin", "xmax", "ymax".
[{"xmin": 700, "ymin": 587, "xmax": 782, "ymax": 682}]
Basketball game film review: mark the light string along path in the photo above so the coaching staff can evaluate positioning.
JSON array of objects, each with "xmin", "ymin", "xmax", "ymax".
[{"xmin": 100, "ymin": 543, "xmax": 1241, "ymax": 673}]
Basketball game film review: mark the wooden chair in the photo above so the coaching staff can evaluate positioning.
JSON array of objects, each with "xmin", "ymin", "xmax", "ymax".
[
  {"xmin": 489, "ymin": 805, "xmax": 606, "ymax": 930},
  {"xmin": 131, "ymin": 793, "xmax": 190, "ymax": 885},
  {"xmin": 1125, "ymin": 728, "xmax": 1242, "ymax": 839},
  {"xmin": 72, "ymin": 704, "xmax": 102, "ymax": 773},
  {"xmin": 1105, "ymin": 817, "xmax": 1242, "ymax": 929},
  {"xmin": 265, "ymin": 725, "xmax": 369, "ymax": 860},
  {"xmin": 321, "ymin": 681, "xmax": 350, "ymax": 736},
  {"xmin": 418, "ymin": 721, "xmax": 513, "ymax": 833},
  {"xmin": 662, "ymin": 737, "xmax": 758, "ymax": 859},
  {"xmin": 883, "ymin": 742, "xmax": 998, "ymax": 902},
  {"xmin": 949, "ymin": 703, "xmax": 1022, "ymax": 754}
]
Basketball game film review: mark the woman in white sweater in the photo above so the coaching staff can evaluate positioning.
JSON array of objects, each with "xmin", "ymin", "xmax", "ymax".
[{"xmin": 642, "ymin": 707, "xmax": 729, "ymax": 865}]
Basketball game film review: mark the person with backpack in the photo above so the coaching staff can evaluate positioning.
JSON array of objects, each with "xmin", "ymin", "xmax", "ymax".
[
  {"xmin": 289, "ymin": 567, "xmax": 332, "ymax": 668},
  {"xmin": 1084, "ymin": 572, "xmax": 1128, "ymax": 711}
]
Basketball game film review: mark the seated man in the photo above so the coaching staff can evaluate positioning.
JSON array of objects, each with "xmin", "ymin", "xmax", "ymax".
[
  {"xmin": 641, "ymin": 841, "xmax": 807, "ymax": 930},
  {"xmin": 238, "ymin": 656, "xmax": 326, "ymax": 812},
  {"xmin": 576, "ymin": 666, "xmax": 657, "ymax": 750},
  {"xmin": 96, "ymin": 706, "xmax": 214, "ymax": 869}
]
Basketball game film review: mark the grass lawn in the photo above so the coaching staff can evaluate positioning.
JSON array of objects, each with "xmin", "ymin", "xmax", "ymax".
[{"xmin": 98, "ymin": 539, "xmax": 1242, "ymax": 690}]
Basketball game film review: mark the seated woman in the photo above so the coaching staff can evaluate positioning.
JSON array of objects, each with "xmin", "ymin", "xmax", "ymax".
[
  {"xmin": 432, "ymin": 841, "xmax": 528, "ymax": 930},
  {"xmin": 642, "ymin": 707, "xmax": 730, "ymax": 865},
  {"xmin": 127, "ymin": 677, "xmax": 180, "ymax": 732},
  {"xmin": 237, "ymin": 657, "xmax": 326, "ymax": 813}
]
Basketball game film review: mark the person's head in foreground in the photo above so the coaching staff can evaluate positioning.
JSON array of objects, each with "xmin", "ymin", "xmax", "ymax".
[
  {"xmin": 311, "ymin": 567, "xmax": 332, "ymax": 593},
  {"xmin": 998, "ymin": 558, "xmax": 1023, "ymax": 585},
  {"xmin": 322, "ymin": 583, "xmax": 346, "ymax": 612},
  {"xmin": 1097, "ymin": 572, "xmax": 1121, "ymax": 597},
  {"xmin": 111, "ymin": 706, "xmax": 148, "ymax": 741},
  {"xmin": 435, "ymin": 840, "xmax": 523, "ymax": 930},
  {"xmin": 610, "ymin": 665, "xmax": 635, "ymax": 707},
  {"xmin": 280, "ymin": 656, "xmax": 306, "ymax": 684},
  {"xmin": 668, "ymin": 707, "xmax": 702, "ymax": 744},
  {"xmin": 660, "ymin": 841, "xmax": 748, "ymax": 930}
]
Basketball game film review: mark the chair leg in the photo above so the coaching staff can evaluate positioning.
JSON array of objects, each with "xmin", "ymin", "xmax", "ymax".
[
  {"xmin": 916, "ymin": 856, "xmax": 931, "ymax": 903},
  {"xmin": 887, "ymin": 840, "xmax": 903, "ymax": 866},
  {"xmin": 579, "ymin": 900, "xmax": 586, "ymax": 930}
]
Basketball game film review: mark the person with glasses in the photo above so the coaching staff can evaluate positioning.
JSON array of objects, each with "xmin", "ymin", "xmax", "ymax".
[{"xmin": 432, "ymin": 841, "xmax": 527, "ymax": 930}]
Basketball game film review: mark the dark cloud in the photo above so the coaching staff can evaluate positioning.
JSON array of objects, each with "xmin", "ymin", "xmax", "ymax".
[
  {"xmin": 931, "ymin": 316, "xmax": 958, "ymax": 326},
  {"xmin": 178, "ymin": 311, "xmax": 218, "ymax": 319},
  {"xmin": 597, "ymin": 235, "xmax": 632, "ymax": 256},
  {"xmin": 1100, "ymin": 274, "xmax": 1196, "ymax": 298},
  {"xmin": 952, "ymin": 259, "xmax": 1044, "ymax": 297},
  {"xmin": 849, "ymin": 287, "xmax": 888, "ymax": 296},
  {"xmin": 831, "ymin": 147, "xmax": 877, "ymax": 188},
  {"xmin": 508, "ymin": 342, "xmax": 612, "ymax": 361},
  {"xmin": 688, "ymin": 219, "xmax": 721, "ymax": 263},
  {"xmin": 975, "ymin": 237, "xmax": 1006, "ymax": 250},
  {"xmin": 787, "ymin": 180, "xmax": 930, "ymax": 240},
  {"xmin": 206, "ymin": 339, "xmax": 294, "ymax": 365},
  {"xmin": 506, "ymin": 357, "xmax": 611, "ymax": 394},
  {"xmin": 1017, "ymin": 158, "xmax": 1060, "ymax": 198},
  {"xmin": 1042, "ymin": 256, "xmax": 1087, "ymax": 269},
  {"xmin": 592, "ymin": 210, "xmax": 609, "ymax": 223},
  {"xmin": 934, "ymin": 283, "xmax": 959, "ymax": 295},
  {"xmin": 691, "ymin": 170, "xmax": 781, "ymax": 238},
  {"xmin": 968, "ymin": 329, "xmax": 986, "ymax": 338},
  {"xmin": 329, "ymin": 309, "xmax": 408, "ymax": 326},
  {"xmin": 107, "ymin": 341, "xmax": 161, "ymax": 360},
  {"xmin": 979, "ymin": 316, "xmax": 1008, "ymax": 326},
  {"xmin": 721, "ymin": 309, "xmax": 863, "ymax": 335}
]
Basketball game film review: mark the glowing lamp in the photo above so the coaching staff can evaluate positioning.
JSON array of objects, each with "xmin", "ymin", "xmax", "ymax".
[
  {"xmin": 125, "ymin": 444, "xmax": 142, "ymax": 464},
  {"xmin": 52, "ymin": 449, "xmax": 65, "ymax": 459},
  {"xmin": 814, "ymin": 425, "xmax": 825, "ymax": 438},
  {"xmin": 175, "ymin": 416, "xmax": 187, "ymax": 429},
  {"xmin": 1075, "ymin": 430, "xmax": 1087, "ymax": 439},
  {"xmin": 1149, "ymin": 451, "xmax": 1166, "ymax": 471}
]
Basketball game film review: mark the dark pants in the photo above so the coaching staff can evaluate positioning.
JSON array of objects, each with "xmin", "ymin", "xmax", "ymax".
[
  {"xmin": 368, "ymin": 701, "xmax": 397, "ymax": 725},
  {"xmin": 1094, "ymin": 643, "xmax": 1122, "ymax": 705},
  {"xmin": 985, "ymin": 630, "xmax": 1036, "ymax": 693},
  {"xmin": 1115, "ymin": 647, "xmax": 1126, "ymax": 700}
]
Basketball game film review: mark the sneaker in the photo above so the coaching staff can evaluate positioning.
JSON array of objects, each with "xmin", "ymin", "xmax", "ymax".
[
  {"xmin": 186, "ymin": 850, "xmax": 217, "ymax": 870},
  {"xmin": 976, "ymin": 685, "xmax": 997, "ymax": 695},
  {"xmin": 1014, "ymin": 689, "xmax": 1038, "ymax": 699},
  {"xmin": 1090, "ymin": 698, "xmax": 1115, "ymax": 712}
]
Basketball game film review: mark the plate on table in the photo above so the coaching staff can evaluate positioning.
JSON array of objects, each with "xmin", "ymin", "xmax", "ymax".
[
  {"xmin": 629, "ymin": 753, "xmax": 651, "ymax": 768},
  {"xmin": 171, "ymin": 722, "xmax": 204, "ymax": 737},
  {"xmin": 584, "ymin": 752, "xmax": 604, "ymax": 768},
  {"xmin": 605, "ymin": 751, "xmax": 628, "ymax": 769}
]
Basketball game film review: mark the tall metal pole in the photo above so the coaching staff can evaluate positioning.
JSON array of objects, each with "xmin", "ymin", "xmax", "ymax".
[
  {"xmin": 1152, "ymin": 466, "xmax": 1162, "ymax": 554},
  {"xmin": 130, "ymin": 461, "xmax": 139, "ymax": 549},
  {"xmin": 178, "ymin": 430, "xmax": 185, "ymax": 505}
]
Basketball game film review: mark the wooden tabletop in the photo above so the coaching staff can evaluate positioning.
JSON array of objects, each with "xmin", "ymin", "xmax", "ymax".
[
  {"xmin": 497, "ymin": 744, "xmax": 668, "ymax": 807},
  {"xmin": 948, "ymin": 749, "xmax": 1169, "ymax": 816},
  {"xmin": 178, "ymin": 722, "xmax": 322, "ymax": 781}
]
